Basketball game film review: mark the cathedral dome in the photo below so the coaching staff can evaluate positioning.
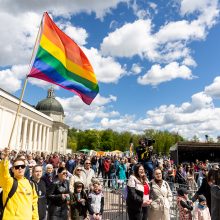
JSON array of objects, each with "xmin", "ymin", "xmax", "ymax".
[{"xmin": 36, "ymin": 88, "xmax": 64, "ymax": 115}]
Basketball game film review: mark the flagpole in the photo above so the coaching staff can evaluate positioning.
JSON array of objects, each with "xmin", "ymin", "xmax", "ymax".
[
  {"xmin": 7, "ymin": 13, "xmax": 45, "ymax": 150},
  {"xmin": 7, "ymin": 77, "xmax": 28, "ymax": 148}
]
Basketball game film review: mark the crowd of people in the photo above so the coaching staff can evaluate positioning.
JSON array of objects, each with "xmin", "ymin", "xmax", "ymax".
[{"xmin": 0, "ymin": 147, "xmax": 219, "ymax": 220}]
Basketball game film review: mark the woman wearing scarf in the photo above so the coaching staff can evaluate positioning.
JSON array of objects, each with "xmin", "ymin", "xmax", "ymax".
[
  {"xmin": 126, "ymin": 164, "xmax": 151, "ymax": 220},
  {"xmin": 148, "ymin": 168, "xmax": 172, "ymax": 220}
]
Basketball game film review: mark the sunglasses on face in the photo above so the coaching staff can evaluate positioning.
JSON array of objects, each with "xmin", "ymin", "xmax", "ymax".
[
  {"xmin": 14, "ymin": 165, "xmax": 26, "ymax": 170},
  {"xmin": 85, "ymin": 163, "xmax": 91, "ymax": 164},
  {"xmin": 61, "ymin": 172, "xmax": 67, "ymax": 175},
  {"xmin": 76, "ymin": 169, "xmax": 82, "ymax": 171}
]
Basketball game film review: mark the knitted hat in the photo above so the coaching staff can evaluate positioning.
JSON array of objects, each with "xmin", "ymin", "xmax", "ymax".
[
  {"xmin": 198, "ymin": 195, "xmax": 206, "ymax": 203},
  {"xmin": 177, "ymin": 188, "xmax": 188, "ymax": 196}
]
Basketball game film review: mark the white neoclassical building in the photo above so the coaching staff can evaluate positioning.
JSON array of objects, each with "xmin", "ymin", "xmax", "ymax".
[{"xmin": 0, "ymin": 87, "xmax": 68, "ymax": 153}]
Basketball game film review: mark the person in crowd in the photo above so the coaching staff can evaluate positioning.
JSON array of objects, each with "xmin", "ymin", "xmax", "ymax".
[
  {"xmin": 49, "ymin": 152, "xmax": 60, "ymax": 171},
  {"xmin": 128, "ymin": 158, "xmax": 137, "ymax": 177},
  {"xmin": 210, "ymin": 169, "xmax": 220, "ymax": 220},
  {"xmin": 58, "ymin": 161, "xmax": 72, "ymax": 180},
  {"xmin": 175, "ymin": 165, "xmax": 187, "ymax": 187},
  {"xmin": 31, "ymin": 165, "xmax": 47, "ymax": 220},
  {"xmin": 194, "ymin": 195, "xmax": 211, "ymax": 220},
  {"xmin": 70, "ymin": 181, "xmax": 88, "ymax": 220},
  {"xmin": 81, "ymin": 159, "xmax": 95, "ymax": 194},
  {"xmin": 186, "ymin": 167, "xmax": 197, "ymax": 190},
  {"xmin": 13, "ymin": 154, "xmax": 31, "ymax": 179},
  {"xmin": 91, "ymin": 156, "xmax": 98, "ymax": 174},
  {"xmin": 70, "ymin": 165, "xmax": 84, "ymax": 193},
  {"xmin": 192, "ymin": 168, "xmax": 214, "ymax": 210},
  {"xmin": 66, "ymin": 156, "xmax": 76, "ymax": 174},
  {"xmin": 116, "ymin": 158, "xmax": 127, "ymax": 189},
  {"xmin": 126, "ymin": 164, "xmax": 151, "ymax": 220},
  {"xmin": 197, "ymin": 167, "xmax": 208, "ymax": 188},
  {"xmin": 109, "ymin": 158, "xmax": 117, "ymax": 191},
  {"xmin": 47, "ymin": 167, "xmax": 70, "ymax": 220},
  {"xmin": 177, "ymin": 188, "xmax": 193, "ymax": 220},
  {"xmin": 0, "ymin": 147, "xmax": 39, "ymax": 220},
  {"xmin": 88, "ymin": 180, "xmax": 104, "ymax": 220},
  {"xmin": 42, "ymin": 164, "xmax": 55, "ymax": 190},
  {"xmin": 166, "ymin": 162, "xmax": 175, "ymax": 191},
  {"xmin": 103, "ymin": 157, "xmax": 110, "ymax": 188},
  {"xmin": 27, "ymin": 154, "xmax": 37, "ymax": 168},
  {"xmin": 124, "ymin": 158, "xmax": 130, "ymax": 179},
  {"xmin": 148, "ymin": 168, "xmax": 172, "ymax": 220},
  {"xmin": 97, "ymin": 156, "xmax": 104, "ymax": 178},
  {"xmin": 136, "ymin": 139, "xmax": 154, "ymax": 180},
  {"xmin": 37, "ymin": 157, "xmax": 47, "ymax": 174}
]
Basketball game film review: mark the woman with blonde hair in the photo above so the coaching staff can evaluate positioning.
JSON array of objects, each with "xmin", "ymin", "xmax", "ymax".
[{"xmin": 70, "ymin": 165, "xmax": 84, "ymax": 193}]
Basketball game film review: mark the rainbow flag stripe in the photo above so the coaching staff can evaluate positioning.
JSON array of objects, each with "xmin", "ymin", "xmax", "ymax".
[{"xmin": 28, "ymin": 12, "xmax": 99, "ymax": 105}]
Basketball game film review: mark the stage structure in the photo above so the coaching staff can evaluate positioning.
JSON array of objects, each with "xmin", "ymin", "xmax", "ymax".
[
  {"xmin": 0, "ymin": 87, "xmax": 68, "ymax": 153},
  {"xmin": 170, "ymin": 141, "xmax": 220, "ymax": 164}
]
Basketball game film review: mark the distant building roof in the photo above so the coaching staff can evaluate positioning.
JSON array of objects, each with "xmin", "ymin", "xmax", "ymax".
[{"xmin": 36, "ymin": 88, "xmax": 64, "ymax": 115}]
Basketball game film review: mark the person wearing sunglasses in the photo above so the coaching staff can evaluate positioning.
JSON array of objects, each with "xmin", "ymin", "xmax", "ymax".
[
  {"xmin": 81, "ymin": 159, "xmax": 95, "ymax": 195},
  {"xmin": 69, "ymin": 165, "xmax": 84, "ymax": 193},
  {"xmin": 47, "ymin": 167, "xmax": 70, "ymax": 220},
  {"xmin": 0, "ymin": 147, "xmax": 39, "ymax": 220}
]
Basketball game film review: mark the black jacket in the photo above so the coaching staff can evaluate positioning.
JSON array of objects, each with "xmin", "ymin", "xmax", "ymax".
[
  {"xmin": 192, "ymin": 178, "xmax": 211, "ymax": 210},
  {"xmin": 47, "ymin": 179, "xmax": 70, "ymax": 220},
  {"xmin": 126, "ymin": 175, "xmax": 144, "ymax": 213},
  {"xmin": 31, "ymin": 178, "xmax": 47, "ymax": 220},
  {"xmin": 175, "ymin": 171, "xmax": 187, "ymax": 185}
]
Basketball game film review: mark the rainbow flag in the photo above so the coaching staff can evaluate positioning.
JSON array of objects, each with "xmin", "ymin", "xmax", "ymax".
[{"xmin": 28, "ymin": 12, "xmax": 99, "ymax": 105}]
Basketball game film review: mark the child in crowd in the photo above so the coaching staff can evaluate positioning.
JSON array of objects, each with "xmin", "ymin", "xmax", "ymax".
[
  {"xmin": 177, "ymin": 188, "xmax": 193, "ymax": 220},
  {"xmin": 88, "ymin": 181, "xmax": 104, "ymax": 220},
  {"xmin": 70, "ymin": 181, "xmax": 88, "ymax": 220},
  {"xmin": 194, "ymin": 195, "xmax": 211, "ymax": 220}
]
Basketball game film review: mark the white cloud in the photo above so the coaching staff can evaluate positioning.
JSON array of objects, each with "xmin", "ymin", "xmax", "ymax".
[
  {"xmin": 82, "ymin": 47, "xmax": 126, "ymax": 83},
  {"xmin": 0, "ymin": 65, "xmax": 28, "ymax": 93},
  {"xmin": 182, "ymin": 56, "xmax": 197, "ymax": 67},
  {"xmin": 180, "ymin": 0, "xmax": 218, "ymax": 16},
  {"xmin": 0, "ymin": 12, "xmax": 41, "ymax": 66},
  {"xmin": 204, "ymin": 76, "xmax": 220, "ymax": 98},
  {"xmin": 0, "ymin": 0, "xmax": 127, "ymax": 19},
  {"xmin": 28, "ymin": 78, "xmax": 60, "ymax": 90},
  {"xmin": 52, "ymin": 79, "xmax": 220, "ymax": 140},
  {"xmin": 58, "ymin": 21, "xmax": 88, "ymax": 46},
  {"xmin": 131, "ymin": 63, "xmax": 142, "ymax": 75},
  {"xmin": 101, "ymin": 1, "xmax": 219, "ymax": 70},
  {"xmin": 101, "ymin": 19, "xmax": 156, "ymax": 58},
  {"xmin": 57, "ymin": 94, "xmax": 118, "ymax": 129},
  {"xmin": 137, "ymin": 62, "xmax": 193, "ymax": 86}
]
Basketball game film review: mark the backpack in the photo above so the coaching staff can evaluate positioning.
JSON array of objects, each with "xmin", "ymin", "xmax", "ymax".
[{"xmin": 0, "ymin": 178, "xmax": 18, "ymax": 220}]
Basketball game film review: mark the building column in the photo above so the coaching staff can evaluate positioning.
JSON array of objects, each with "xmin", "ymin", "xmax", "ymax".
[
  {"xmin": 28, "ymin": 120, "xmax": 33, "ymax": 151},
  {"xmin": 42, "ymin": 126, "xmax": 46, "ymax": 151},
  {"xmin": 37, "ymin": 124, "xmax": 42, "ymax": 151},
  {"xmin": 21, "ymin": 118, "xmax": 28, "ymax": 150},
  {"xmin": 33, "ymin": 122, "xmax": 38, "ymax": 151},
  {"xmin": 46, "ymin": 127, "xmax": 50, "ymax": 152}
]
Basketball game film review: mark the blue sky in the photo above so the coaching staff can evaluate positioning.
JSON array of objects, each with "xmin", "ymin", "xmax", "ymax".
[{"xmin": 0, "ymin": 0, "xmax": 220, "ymax": 140}]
